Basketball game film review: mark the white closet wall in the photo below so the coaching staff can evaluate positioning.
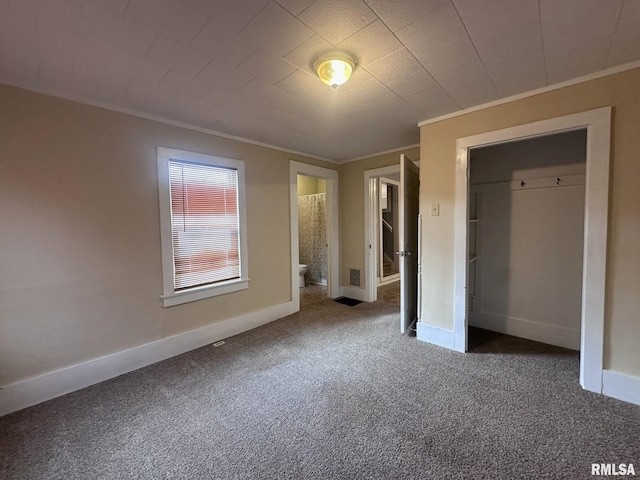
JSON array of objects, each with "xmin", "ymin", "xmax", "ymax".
[{"xmin": 469, "ymin": 130, "xmax": 587, "ymax": 350}]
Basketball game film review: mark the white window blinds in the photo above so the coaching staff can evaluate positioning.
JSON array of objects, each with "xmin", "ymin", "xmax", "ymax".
[{"xmin": 168, "ymin": 160, "xmax": 240, "ymax": 290}]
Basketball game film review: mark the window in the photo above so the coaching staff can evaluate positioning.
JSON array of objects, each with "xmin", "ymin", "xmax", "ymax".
[{"xmin": 157, "ymin": 147, "xmax": 248, "ymax": 307}]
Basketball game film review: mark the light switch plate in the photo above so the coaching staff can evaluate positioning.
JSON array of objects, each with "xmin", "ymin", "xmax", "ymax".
[{"xmin": 431, "ymin": 203, "xmax": 440, "ymax": 216}]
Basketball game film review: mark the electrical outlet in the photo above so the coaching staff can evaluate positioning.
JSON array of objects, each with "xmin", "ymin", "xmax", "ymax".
[{"xmin": 430, "ymin": 203, "xmax": 440, "ymax": 216}]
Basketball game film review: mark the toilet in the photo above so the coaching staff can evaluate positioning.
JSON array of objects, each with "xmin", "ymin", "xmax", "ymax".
[{"xmin": 299, "ymin": 264, "xmax": 308, "ymax": 287}]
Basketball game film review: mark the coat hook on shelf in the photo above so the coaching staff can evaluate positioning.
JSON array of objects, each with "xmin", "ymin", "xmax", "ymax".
[
  {"xmin": 520, "ymin": 180, "xmax": 526, "ymax": 188},
  {"xmin": 556, "ymin": 177, "xmax": 561, "ymax": 185}
]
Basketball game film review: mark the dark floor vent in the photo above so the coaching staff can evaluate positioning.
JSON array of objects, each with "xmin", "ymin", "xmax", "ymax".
[{"xmin": 334, "ymin": 297, "xmax": 362, "ymax": 307}]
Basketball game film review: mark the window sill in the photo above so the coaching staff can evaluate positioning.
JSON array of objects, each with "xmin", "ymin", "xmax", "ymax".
[{"xmin": 161, "ymin": 278, "xmax": 249, "ymax": 307}]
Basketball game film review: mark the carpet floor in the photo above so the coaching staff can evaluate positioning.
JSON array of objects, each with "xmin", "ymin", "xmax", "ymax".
[{"xmin": 0, "ymin": 294, "xmax": 638, "ymax": 479}]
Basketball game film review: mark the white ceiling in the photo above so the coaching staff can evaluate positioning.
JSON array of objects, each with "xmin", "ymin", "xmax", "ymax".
[{"xmin": 1, "ymin": 0, "xmax": 639, "ymax": 162}]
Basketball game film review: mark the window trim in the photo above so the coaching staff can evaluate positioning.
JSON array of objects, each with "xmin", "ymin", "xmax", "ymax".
[{"xmin": 157, "ymin": 147, "xmax": 249, "ymax": 307}]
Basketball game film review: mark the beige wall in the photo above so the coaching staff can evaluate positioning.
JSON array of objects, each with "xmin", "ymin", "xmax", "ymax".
[
  {"xmin": 420, "ymin": 67, "xmax": 640, "ymax": 376},
  {"xmin": 297, "ymin": 175, "xmax": 326, "ymax": 196},
  {"xmin": 338, "ymin": 147, "xmax": 420, "ymax": 287},
  {"xmin": 0, "ymin": 84, "xmax": 333, "ymax": 386}
]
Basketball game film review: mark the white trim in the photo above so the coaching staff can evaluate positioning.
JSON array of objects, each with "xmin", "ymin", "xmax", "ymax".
[
  {"xmin": 453, "ymin": 107, "xmax": 611, "ymax": 394},
  {"xmin": 0, "ymin": 301, "xmax": 296, "ymax": 417},
  {"xmin": 156, "ymin": 147, "xmax": 249, "ymax": 307},
  {"xmin": 416, "ymin": 323, "xmax": 457, "ymax": 350},
  {"xmin": 289, "ymin": 161, "xmax": 340, "ymax": 313},
  {"xmin": 469, "ymin": 313, "xmax": 581, "ymax": 351},
  {"xmin": 341, "ymin": 144, "xmax": 420, "ymax": 164},
  {"xmin": 418, "ymin": 60, "xmax": 640, "ymax": 127},
  {"xmin": 340, "ymin": 286, "xmax": 368, "ymax": 302},
  {"xmin": 1, "ymin": 81, "xmax": 338, "ymax": 164},
  {"xmin": 364, "ymin": 165, "xmax": 403, "ymax": 302},
  {"xmin": 602, "ymin": 370, "xmax": 640, "ymax": 406}
]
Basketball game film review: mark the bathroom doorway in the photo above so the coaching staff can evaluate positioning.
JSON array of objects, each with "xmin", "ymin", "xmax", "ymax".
[
  {"xmin": 289, "ymin": 161, "xmax": 339, "ymax": 312},
  {"xmin": 297, "ymin": 174, "xmax": 328, "ymax": 290}
]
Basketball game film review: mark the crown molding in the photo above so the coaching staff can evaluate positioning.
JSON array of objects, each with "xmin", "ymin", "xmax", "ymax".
[
  {"xmin": 418, "ymin": 60, "xmax": 640, "ymax": 127},
  {"xmin": 339, "ymin": 143, "xmax": 420, "ymax": 164}
]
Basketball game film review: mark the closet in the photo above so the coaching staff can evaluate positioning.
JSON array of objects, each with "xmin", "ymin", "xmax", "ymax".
[{"xmin": 468, "ymin": 130, "xmax": 587, "ymax": 350}]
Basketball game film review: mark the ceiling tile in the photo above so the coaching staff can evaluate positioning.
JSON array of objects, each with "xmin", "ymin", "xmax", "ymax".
[
  {"xmin": 87, "ymin": 0, "xmax": 129, "ymax": 15},
  {"xmin": 238, "ymin": 50, "xmax": 298, "ymax": 85},
  {"xmin": 158, "ymin": 70, "xmax": 213, "ymax": 98},
  {"xmin": 275, "ymin": 69, "xmax": 326, "ymax": 97},
  {"xmin": 338, "ymin": 19, "xmax": 403, "ymax": 67},
  {"xmin": 274, "ymin": 0, "xmax": 316, "ymax": 16},
  {"xmin": 607, "ymin": 0, "xmax": 640, "ymax": 67},
  {"xmin": 396, "ymin": 2, "xmax": 467, "ymax": 57},
  {"xmin": 94, "ymin": 75, "xmax": 145, "ymax": 109},
  {"xmin": 235, "ymin": 78, "xmax": 287, "ymax": 102},
  {"xmin": 404, "ymin": 86, "xmax": 455, "ymax": 109},
  {"xmin": 190, "ymin": 19, "xmax": 256, "ymax": 67},
  {"xmin": 298, "ymin": 0, "xmax": 376, "ymax": 45},
  {"xmin": 201, "ymin": 87, "xmax": 249, "ymax": 110},
  {"xmin": 269, "ymin": 92, "xmax": 312, "ymax": 115},
  {"xmin": 339, "ymin": 73, "xmax": 391, "ymax": 103},
  {"xmin": 182, "ymin": 0, "xmax": 269, "ymax": 32},
  {"xmin": 364, "ymin": 48, "xmax": 423, "ymax": 85},
  {"xmin": 475, "ymin": 23, "xmax": 543, "ymax": 67},
  {"xmin": 145, "ymin": 35, "xmax": 211, "ymax": 76},
  {"xmin": 104, "ymin": 50, "xmax": 169, "ymax": 85},
  {"xmin": 365, "ymin": 0, "xmax": 450, "ymax": 33},
  {"xmin": 543, "ymin": 7, "xmax": 620, "ymax": 58},
  {"xmin": 196, "ymin": 58, "xmax": 254, "ymax": 92},
  {"xmin": 540, "ymin": 0, "xmax": 624, "ymax": 33},
  {"xmin": 0, "ymin": 2, "xmax": 39, "ymax": 84},
  {"xmin": 124, "ymin": 0, "xmax": 208, "ymax": 45},
  {"xmin": 126, "ymin": 79, "xmax": 179, "ymax": 106},
  {"xmin": 546, "ymin": 38, "xmax": 611, "ymax": 84},
  {"xmin": 388, "ymin": 68, "xmax": 440, "ymax": 98},
  {"xmin": 434, "ymin": 59, "xmax": 498, "ymax": 108},
  {"xmin": 454, "ymin": 0, "xmax": 540, "ymax": 45},
  {"xmin": 75, "ymin": 1, "xmax": 156, "ymax": 56},
  {"xmin": 417, "ymin": 35, "xmax": 478, "ymax": 77},
  {"xmin": 283, "ymin": 34, "xmax": 332, "ymax": 73},
  {"xmin": 486, "ymin": 49, "xmax": 547, "ymax": 97},
  {"xmin": 239, "ymin": 2, "xmax": 315, "ymax": 56}
]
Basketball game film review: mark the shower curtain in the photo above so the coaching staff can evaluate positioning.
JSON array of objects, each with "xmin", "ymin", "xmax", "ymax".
[{"xmin": 298, "ymin": 193, "xmax": 327, "ymax": 285}]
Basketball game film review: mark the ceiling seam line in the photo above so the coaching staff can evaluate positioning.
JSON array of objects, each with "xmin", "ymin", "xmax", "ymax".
[
  {"xmin": 538, "ymin": 0, "xmax": 549, "ymax": 86},
  {"xmin": 450, "ymin": 0, "xmax": 499, "ymax": 97},
  {"xmin": 603, "ymin": 1, "xmax": 626, "ymax": 69}
]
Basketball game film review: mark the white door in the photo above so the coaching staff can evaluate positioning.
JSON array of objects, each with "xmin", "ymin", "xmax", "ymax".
[{"xmin": 398, "ymin": 154, "xmax": 420, "ymax": 333}]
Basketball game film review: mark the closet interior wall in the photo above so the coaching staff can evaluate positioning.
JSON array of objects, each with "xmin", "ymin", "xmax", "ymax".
[{"xmin": 468, "ymin": 130, "xmax": 587, "ymax": 350}]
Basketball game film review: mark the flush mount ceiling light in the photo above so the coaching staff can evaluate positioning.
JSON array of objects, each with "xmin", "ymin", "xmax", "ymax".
[{"xmin": 313, "ymin": 51, "xmax": 357, "ymax": 89}]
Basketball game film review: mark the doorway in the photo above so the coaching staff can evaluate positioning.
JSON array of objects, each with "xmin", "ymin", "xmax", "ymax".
[
  {"xmin": 378, "ymin": 176, "xmax": 400, "ymax": 285},
  {"xmin": 467, "ymin": 130, "xmax": 586, "ymax": 351},
  {"xmin": 289, "ymin": 161, "xmax": 339, "ymax": 312},
  {"xmin": 453, "ymin": 107, "xmax": 611, "ymax": 394}
]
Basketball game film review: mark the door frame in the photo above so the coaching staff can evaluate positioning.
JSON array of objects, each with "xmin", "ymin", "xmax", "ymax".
[
  {"xmin": 453, "ymin": 107, "xmax": 611, "ymax": 394},
  {"xmin": 290, "ymin": 161, "xmax": 340, "ymax": 311},
  {"xmin": 365, "ymin": 165, "xmax": 401, "ymax": 302}
]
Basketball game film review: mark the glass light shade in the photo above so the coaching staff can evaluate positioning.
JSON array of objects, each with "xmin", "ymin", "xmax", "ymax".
[{"xmin": 313, "ymin": 52, "xmax": 357, "ymax": 88}]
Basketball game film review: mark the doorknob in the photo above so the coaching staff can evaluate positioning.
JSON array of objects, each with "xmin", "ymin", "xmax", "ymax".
[{"xmin": 395, "ymin": 251, "xmax": 411, "ymax": 257}]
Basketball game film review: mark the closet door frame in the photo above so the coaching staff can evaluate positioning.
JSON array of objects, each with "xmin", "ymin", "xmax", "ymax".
[{"xmin": 453, "ymin": 107, "xmax": 611, "ymax": 394}]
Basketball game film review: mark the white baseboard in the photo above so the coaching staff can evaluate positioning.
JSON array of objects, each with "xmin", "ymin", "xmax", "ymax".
[
  {"xmin": 0, "ymin": 301, "xmax": 295, "ymax": 417},
  {"xmin": 416, "ymin": 322, "xmax": 457, "ymax": 350},
  {"xmin": 602, "ymin": 370, "xmax": 640, "ymax": 406},
  {"xmin": 340, "ymin": 285, "xmax": 367, "ymax": 302},
  {"xmin": 469, "ymin": 312, "xmax": 580, "ymax": 350}
]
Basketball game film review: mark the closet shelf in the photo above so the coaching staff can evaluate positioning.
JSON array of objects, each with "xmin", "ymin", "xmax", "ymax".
[{"xmin": 469, "ymin": 218, "xmax": 479, "ymax": 223}]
